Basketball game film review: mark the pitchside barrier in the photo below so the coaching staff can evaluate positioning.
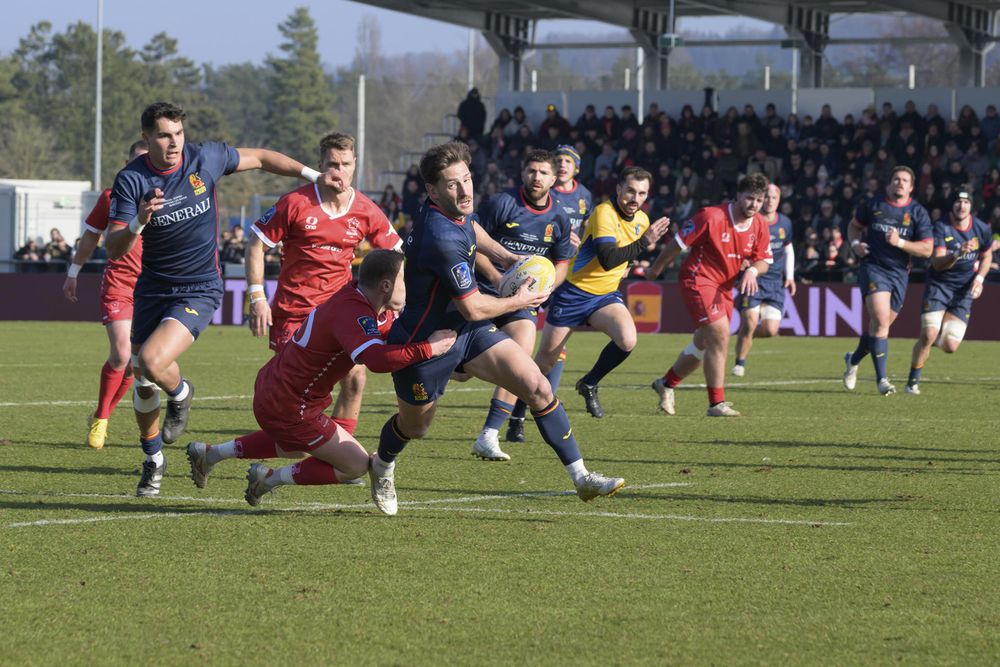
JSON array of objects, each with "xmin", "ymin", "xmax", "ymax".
[{"xmin": 2, "ymin": 274, "xmax": 998, "ymax": 340}]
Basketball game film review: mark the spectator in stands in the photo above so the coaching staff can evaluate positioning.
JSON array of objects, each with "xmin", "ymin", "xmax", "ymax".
[
  {"xmin": 694, "ymin": 166, "xmax": 724, "ymax": 206},
  {"xmin": 980, "ymin": 105, "xmax": 1000, "ymax": 147},
  {"xmin": 402, "ymin": 163, "xmax": 423, "ymax": 193},
  {"xmin": 619, "ymin": 105, "xmax": 640, "ymax": 136},
  {"xmin": 674, "ymin": 184, "xmax": 695, "ymax": 220},
  {"xmin": 505, "ymin": 106, "xmax": 530, "ymax": 136},
  {"xmin": 699, "ymin": 105, "xmax": 718, "ymax": 137},
  {"xmin": 747, "ymin": 147, "xmax": 779, "ymax": 183},
  {"xmin": 401, "ymin": 178, "xmax": 424, "ymax": 219},
  {"xmin": 220, "ymin": 224, "xmax": 246, "ymax": 265},
  {"xmin": 575, "ymin": 104, "xmax": 601, "ymax": 135},
  {"xmin": 924, "ymin": 103, "xmax": 945, "ymax": 136},
  {"xmin": 741, "ymin": 104, "xmax": 762, "ymax": 140},
  {"xmin": 382, "ymin": 197, "xmax": 405, "ymax": 230},
  {"xmin": 962, "ymin": 142, "xmax": 989, "ymax": 186},
  {"xmin": 898, "ymin": 100, "xmax": 923, "ymax": 134},
  {"xmin": 676, "ymin": 105, "xmax": 698, "ymax": 135},
  {"xmin": 762, "ymin": 103, "xmax": 783, "ymax": 134},
  {"xmin": 815, "ymin": 104, "xmax": 841, "ymax": 143},
  {"xmin": 981, "ymin": 167, "xmax": 1000, "ymax": 202},
  {"xmin": 467, "ymin": 137, "xmax": 488, "ymax": 184},
  {"xmin": 636, "ymin": 140, "xmax": 660, "ymax": 173},
  {"xmin": 600, "ymin": 105, "xmax": 621, "ymax": 140},
  {"xmin": 44, "ymin": 228, "xmax": 72, "ymax": 263},
  {"xmin": 957, "ymin": 104, "xmax": 980, "ymax": 136},
  {"xmin": 811, "ymin": 199, "xmax": 843, "ymax": 237},
  {"xmin": 715, "ymin": 106, "xmax": 739, "ymax": 147},
  {"xmin": 643, "ymin": 102, "xmax": 663, "ymax": 132},
  {"xmin": 378, "ymin": 184, "xmax": 401, "ymax": 217},
  {"xmin": 477, "ymin": 160, "xmax": 506, "ymax": 199},
  {"xmin": 14, "ymin": 238, "xmax": 42, "ymax": 262},
  {"xmin": 491, "ymin": 109, "xmax": 513, "ymax": 137},
  {"xmin": 539, "ymin": 103, "xmax": 571, "ymax": 140},
  {"xmin": 588, "ymin": 164, "xmax": 617, "ymax": 203},
  {"xmin": 782, "ymin": 112, "xmax": 801, "ymax": 141},
  {"xmin": 457, "ymin": 88, "xmax": 487, "ymax": 141},
  {"xmin": 734, "ymin": 120, "xmax": 759, "ymax": 162}
]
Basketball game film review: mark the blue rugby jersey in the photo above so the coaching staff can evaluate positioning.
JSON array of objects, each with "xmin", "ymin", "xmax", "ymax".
[
  {"xmin": 854, "ymin": 196, "xmax": 932, "ymax": 273},
  {"xmin": 927, "ymin": 216, "xmax": 992, "ymax": 290}
]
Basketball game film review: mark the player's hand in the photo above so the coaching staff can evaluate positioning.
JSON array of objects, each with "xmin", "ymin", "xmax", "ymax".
[
  {"xmin": 514, "ymin": 278, "xmax": 550, "ymax": 309},
  {"xmin": 785, "ymin": 278, "xmax": 797, "ymax": 296},
  {"xmin": 570, "ymin": 231, "xmax": 581, "ymax": 249},
  {"xmin": 248, "ymin": 298, "xmax": 272, "ymax": 338},
  {"xmin": 852, "ymin": 240, "xmax": 869, "ymax": 258},
  {"xmin": 427, "ymin": 328, "xmax": 458, "ymax": 356},
  {"xmin": 498, "ymin": 248, "xmax": 520, "ymax": 270},
  {"xmin": 885, "ymin": 227, "xmax": 902, "ymax": 249},
  {"xmin": 971, "ymin": 280, "xmax": 984, "ymax": 299},
  {"xmin": 62, "ymin": 276, "xmax": 78, "ymax": 302},
  {"xmin": 739, "ymin": 268, "xmax": 760, "ymax": 296},
  {"xmin": 957, "ymin": 240, "xmax": 975, "ymax": 256},
  {"xmin": 643, "ymin": 216, "xmax": 671, "ymax": 248},
  {"xmin": 139, "ymin": 188, "xmax": 164, "ymax": 225}
]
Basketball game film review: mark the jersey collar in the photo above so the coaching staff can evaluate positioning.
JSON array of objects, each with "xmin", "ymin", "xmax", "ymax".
[
  {"xmin": 313, "ymin": 185, "xmax": 356, "ymax": 220},
  {"xmin": 518, "ymin": 187, "xmax": 553, "ymax": 214},
  {"xmin": 727, "ymin": 202, "xmax": 754, "ymax": 233},
  {"xmin": 429, "ymin": 203, "xmax": 467, "ymax": 225},
  {"xmin": 144, "ymin": 152, "xmax": 183, "ymax": 176}
]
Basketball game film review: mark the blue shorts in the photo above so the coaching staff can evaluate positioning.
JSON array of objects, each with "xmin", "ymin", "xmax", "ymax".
[
  {"xmin": 922, "ymin": 280, "xmax": 974, "ymax": 321},
  {"xmin": 739, "ymin": 274, "xmax": 785, "ymax": 311},
  {"xmin": 131, "ymin": 276, "xmax": 223, "ymax": 345},
  {"xmin": 494, "ymin": 306, "xmax": 538, "ymax": 329},
  {"xmin": 390, "ymin": 321, "xmax": 508, "ymax": 405},
  {"xmin": 859, "ymin": 263, "xmax": 908, "ymax": 313},
  {"xmin": 545, "ymin": 282, "xmax": 624, "ymax": 328}
]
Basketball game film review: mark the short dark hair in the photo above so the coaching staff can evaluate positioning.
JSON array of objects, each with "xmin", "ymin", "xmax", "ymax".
[
  {"xmin": 737, "ymin": 172, "xmax": 770, "ymax": 196},
  {"xmin": 420, "ymin": 142, "xmax": 471, "ymax": 186},
  {"xmin": 620, "ymin": 166, "xmax": 652, "ymax": 187},
  {"xmin": 141, "ymin": 102, "xmax": 185, "ymax": 132},
  {"xmin": 128, "ymin": 139, "xmax": 148, "ymax": 158},
  {"xmin": 359, "ymin": 249, "xmax": 404, "ymax": 289},
  {"xmin": 522, "ymin": 149, "xmax": 557, "ymax": 172},
  {"xmin": 890, "ymin": 165, "xmax": 915, "ymax": 183},
  {"xmin": 320, "ymin": 132, "xmax": 355, "ymax": 157}
]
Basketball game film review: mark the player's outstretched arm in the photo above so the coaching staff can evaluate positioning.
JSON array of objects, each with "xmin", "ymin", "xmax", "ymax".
[
  {"xmin": 847, "ymin": 218, "xmax": 868, "ymax": 258},
  {"xmin": 473, "ymin": 220, "xmax": 519, "ymax": 269},
  {"xmin": 972, "ymin": 246, "xmax": 992, "ymax": 299},
  {"xmin": 235, "ymin": 148, "xmax": 321, "ymax": 184},
  {"xmin": 245, "ymin": 235, "xmax": 271, "ymax": 338},
  {"xmin": 62, "ymin": 230, "xmax": 102, "ymax": 302},
  {"xmin": 106, "ymin": 188, "xmax": 163, "ymax": 260},
  {"xmin": 647, "ymin": 237, "xmax": 683, "ymax": 280},
  {"xmin": 356, "ymin": 329, "xmax": 457, "ymax": 373}
]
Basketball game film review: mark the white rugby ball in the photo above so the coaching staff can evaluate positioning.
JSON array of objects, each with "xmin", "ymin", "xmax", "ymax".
[{"xmin": 498, "ymin": 255, "xmax": 556, "ymax": 298}]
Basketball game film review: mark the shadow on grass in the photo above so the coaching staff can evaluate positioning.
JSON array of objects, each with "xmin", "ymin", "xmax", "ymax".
[{"xmin": 583, "ymin": 457, "xmax": 995, "ymax": 475}]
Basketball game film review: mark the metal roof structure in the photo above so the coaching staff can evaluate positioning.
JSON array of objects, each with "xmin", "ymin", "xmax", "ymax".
[{"xmin": 350, "ymin": 0, "xmax": 1000, "ymax": 88}]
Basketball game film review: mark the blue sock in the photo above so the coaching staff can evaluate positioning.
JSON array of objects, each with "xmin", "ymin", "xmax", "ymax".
[
  {"xmin": 850, "ymin": 334, "xmax": 871, "ymax": 366},
  {"xmin": 483, "ymin": 399, "xmax": 514, "ymax": 431},
  {"xmin": 140, "ymin": 432, "xmax": 163, "ymax": 456},
  {"xmin": 165, "ymin": 378, "xmax": 186, "ymax": 398},
  {"xmin": 531, "ymin": 399, "xmax": 581, "ymax": 465},
  {"xmin": 580, "ymin": 342, "xmax": 631, "ymax": 387},
  {"xmin": 735, "ymin": 358, "xmax": 746, "ymax": 367},
  {"xmin": 546, "ymin": 359, "xmax": 565, "ymax": 395},
  {"xmin": 376, "ymin": 415, "xmax": 410, "ymax": 464},
  {"xmin": 908, "ymin": 366, "xmax": 922, "ymax": 385},
  {"xmin": 870, "ymin": 337, "xmax": 889, "ymax": 381},
  {"xmin": 510, "ymin": 399, "xmax": 527, "ymax": 421}
]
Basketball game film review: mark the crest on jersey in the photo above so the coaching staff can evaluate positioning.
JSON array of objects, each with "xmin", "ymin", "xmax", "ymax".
[
  {"xmin": 412, "ymin": 383, "xmax": 428, "ymax": 401},
  {"xmin": 969, "ymin": 237, "xmax": 980, "ymax": 250},
  {"xmin": 258, "ymin": 205, "xmax": 276, "ymax": 226},
  {"xmin": 544, "ymin": 224, "xmax": 553, "ymax": 243},
  {"xmin": 778, "ymin": 227, "xmax": 786, "ymax": 240},
  {"xmin": 451, "ymin": 262, "xmax": 473, "ymax": 289},
  {"xmin": 578, "ymin": 199, "xmax": 587, "ymax": 214},
  {"xmin": 902, "ymin": 213, "xmax": 911, "ymax": 227},
  {"xmin": 680, "ymin": 220, "xmax": 695, "ymax": 237},
  {"xmin": 634, "ymin": 223, "xmax": 641, "ymax": 235},
  {"xmin": 189, "ymin": 173, "xmax": 206, "ymax": 196},
  {"xmin": 721, "ymin": 232, "xmax": 731, "ymax": 243},
  {"xmin": 357, "ymin": 316, "xmax": 380, "ymax": 337}
]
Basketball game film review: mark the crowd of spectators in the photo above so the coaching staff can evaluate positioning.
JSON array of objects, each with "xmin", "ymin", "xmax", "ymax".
[{"xmin": 453, "ymin": 91, "xmax": 1000, "ymax": 282}]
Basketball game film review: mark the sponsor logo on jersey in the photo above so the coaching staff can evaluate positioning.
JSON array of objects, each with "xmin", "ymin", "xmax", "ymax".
[
  {"xmin": 634, "ymin": 223, "xmax": 641, "ymax": 236},
  {"xmin": 721, "ymin": 232, "xmax": 731, "ymax": 243},
  {"xmin": 189, "ymin": 173, "xmax": 206, "ymax": 196},
  {"xmin": 451, "ymin": 262, "xmax": 473, "ymax": 289},
  {"xmin": 505, "ymin": 222, "xmax": 520, "ymax": 228},
  {"xmin": 149, "ymin": 198, "xmax": 212, "ymax": 227},
  {"xmin": 305, "ymin": 216, "xmax": 318, "ymax": 230},
  {"xmin": 467, "ymin": 244, "xmax": 476, "ymax": 257},
  {"xmin": 345, "ymin": 217, "xmax": 361, "ymax": 237},
  {"xmin": 412, "ymin": 383, "xmax": 428, "ymax": 401},
  {"xmin": 544, "ymin": 224, "xmax": 553, "ymax": 243},
  {"xmin": 185, "ymin": 307, "xmax": 199, "ymax": 315},
  {"xmin": 258, "ymin": 205, "xmax": 276, "ymax": 226},
  {"xmin": 357, "ymin": 315, "xmax": 380, "ymax": 337}
]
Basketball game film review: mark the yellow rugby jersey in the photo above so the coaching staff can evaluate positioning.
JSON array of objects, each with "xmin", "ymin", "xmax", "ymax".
[{"xmin": 567, "ymin": 200, "xmax": 649, "ymax": 295}]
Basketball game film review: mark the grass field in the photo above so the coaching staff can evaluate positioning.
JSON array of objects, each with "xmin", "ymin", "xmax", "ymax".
[{"xmin": 2, "ymin": 321, "xmax": 999, "ymax": 666}]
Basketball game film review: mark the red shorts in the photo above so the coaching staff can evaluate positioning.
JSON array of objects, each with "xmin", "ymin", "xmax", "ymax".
[
  {"xmin": 269, "ymin": 316, "xmax": 306, "ymax": 353},
  {"xmin": 681, "ymin": 278, "xmax": 733, "ymax": 326},
  {"xmin": 256, "ymin": 411, "xmax": 339, "ymax": 453},
  {"xmin": 100, "ymin": 289, "xmax": 134, "ymax": 325}
]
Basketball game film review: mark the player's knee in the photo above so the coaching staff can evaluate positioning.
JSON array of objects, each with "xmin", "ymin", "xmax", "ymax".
[
  {"xmin": 520, "ymin": 371, "xmax": 552, "ymax": 407},
  {"xmin": 339, "ymin": 453, "xmax": 370, "ymax": 480},
  {"xmin": 937, "ymin": 319, "xmax": 966, "ymax": 353},
  {"xmin": 759, "ymin": 321, "xmax": 779, "ymax": 338},
  {"xmin": 616, "ymin": 332, "xmax": 637, "ymax": 352},
  {"xmin": 109, "ymin": 344, "xmax": 131, "ymax": 370},
  {"xmin": 138, "ymin": 350, "xmax": 166, "ymax": 381}
]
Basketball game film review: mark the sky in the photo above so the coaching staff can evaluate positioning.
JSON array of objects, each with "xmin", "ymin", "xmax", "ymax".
[{"xmin": 0, "ymin": 0, "xmax": 752, "ymax": 68}]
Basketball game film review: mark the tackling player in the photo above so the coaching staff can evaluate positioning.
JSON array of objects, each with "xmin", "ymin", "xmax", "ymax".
[
  {"xmin": 905, "ymin": 191, "xmax": 992, "ymax": 394},
  {"xmin": 732, "ymin": 183, "xmax": 795, "ymax": 376},
  {"xmin": 246, "ymin": 133, "xmax": 402, "ymax": 436},
  {"xmin": 106, "ymin": 101, "xmax": 338, "ymax": 498},
  {"xmin": 62, "ymin": 140, "xmax": 148, "ymax": 449},
  {"xmin": 470, "ymin": 149, "xmax": 574, "ymax": 461},
  {"xmin": 367, "ymin": 141, "xmax": 625, "ymax": 516},
  {"xmin": 534, "ymin": 167, "xmax": 670, "ymax": 419},
  {"xmin": 505, "ymin": 144, "xmax": 592, "ymax": 443},
  {"xmin": 184, "ymin": 251, "xmax": 455, "ymax": 506},
  {"xmin": 648, "ymin": 173, "xmax": 774, "ymax": 417},
  {"xmin": 842, "ymin": 166, "xmax": 932, "ymax": 395}
]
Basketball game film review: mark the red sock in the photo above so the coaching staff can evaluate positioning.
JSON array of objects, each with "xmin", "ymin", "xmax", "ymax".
[
  {"xmin": 332, "ymin": 417, "xmax": 358, "ymax": 435},
  {"xmin": 109, "ymin": 374, "xmax": 134, "ymax": 415},
  {"xmin": 95, "ymin": 362, "xmax": 126, "ymax": 419},
  {"xmin": 290, "ymin": 457, "xmax": 339, "ymax": 485},
  {"xmin": 664, "ymin": 368, "xmax": 683, "ymax": 389},
  {"xmin": 234, "ymin": 430, "xmax": 279, "ymax": 459},
  {"xmin": 708, "ymin": 387, "xmax": 725, "ymax": 405}
]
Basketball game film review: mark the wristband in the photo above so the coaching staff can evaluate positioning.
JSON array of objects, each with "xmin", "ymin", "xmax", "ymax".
[
  {"xmin": 301, "ymin": 166, "xmax": 321, "ymax": 183},
  {"xmin": 248, "ymin": 283, "xmax": 265, "ymax": 294},
  {"xmin": 128, "ymin": 217, "xmax": 146, "ymax": 235},
  {"xmin": 67, "ymin": 264, "xmax": 82, "ymax": 279},
  {"xmin": 894, "ymin": 237, "xmax": 905, "ymax": 248},
  {"xmin": 746, "ymin": 266, "xmax": 759, "ymax": 278},
  {"xmin": 250, "ymin": 296, "xmax": 267, "ymax": 304},
  {"xmin": 974, "ymin": 275, "xmax": 985, "ymax": 284}
]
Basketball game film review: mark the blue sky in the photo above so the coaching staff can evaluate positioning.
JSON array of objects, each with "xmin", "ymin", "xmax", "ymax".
[{"xmin": 0, "ymin": 0, "xmax": 751, "ymax": 68}]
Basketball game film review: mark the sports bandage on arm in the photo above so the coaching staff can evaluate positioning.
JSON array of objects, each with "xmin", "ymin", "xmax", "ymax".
[
  {"xmin": 595, "ymin": 239, "xmax": 645, "ymax": 270},
  {"xmin": 67, "ymin": 264, "xmax": 82, "ymax": 278},
  {"xmin": 785, "ymin": 246, "xmax": 795, "ymax": 281},
  {"xmin": 301, "ymin": 166, "xmax": 321, "ymax": 183}
]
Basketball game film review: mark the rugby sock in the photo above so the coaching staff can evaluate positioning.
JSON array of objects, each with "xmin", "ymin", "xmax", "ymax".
[
  {"xmin": 735, "ymin": 358, "xmax": 746, "ymax": 367},
  {"xmin": 531, "ymin": 399, "xmax": 581, "ymax": 465},
  {"xmin": 95, "ymin": 362, "xmax": 126, "ymax": 419},
  {"xmin": 376, "ymin": 415, "xmax": 409, "ymax": 466},
  {"xmin": 165, "ymin": 378, "xmax": 190, "ymax": 402},
  {"xmin": 484, "ymin": 399, "xmax": 515, "ymax": 431},
  {"xmin": 870, "ymin": 337, "xmax": 889, "ymax": 381},
  {"xmin": 908, "ymin": 366, "xmax": 923, "ymax": 385},
  {"xmin": 664, "ymin": 368, "xmax": 684, "ymax": 388},
  {"xmin": 708, "ymin": 387, "xmax": 726, "ymax": 406},
  {"xmin": 850, "ymin": 334, "xmax": 871, "ymax": 366},
  {"xmin": 140, "ymin": 430, "xmax": 163, "ymax": 457},
  {"xmin": 546, "ymin": 358, "xmax": 566, "ymax": 395},
  {"xmin": 332, "ymin": 417, "xmax": 358, "ymax": 435},
  {"xmin": 565, "ymin": 459, "xmax": 589, "ymax": 484},
  {"xmin": 110, "ymin": 374, "xmax": 134, "ymax": 414},
  {"xmin": 510, "ymin": 400, "xmax": 527, "ymax": 421},
  {"xmin": 289, "ymin": 457, "xmax": 338, "ymax": 485},
  {"xmin": 580, "ymin": 342, "xmax": 631, "ymax": 387},
  {"xmin": 219, "ymin": 431, "xmax": 279, "ymax": 460}
]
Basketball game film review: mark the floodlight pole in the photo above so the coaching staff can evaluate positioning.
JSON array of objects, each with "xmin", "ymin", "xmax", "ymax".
[
  {"xmin": 93, "ymin": 0, "xmax": 103, "ymax": 190},
  {"xmin": 357, "ymin": 74, "xmax": 366, "ymax": 191},
  {"xmin": 467, "ymin": 30, "xmax": 475, "ymax": 90}
]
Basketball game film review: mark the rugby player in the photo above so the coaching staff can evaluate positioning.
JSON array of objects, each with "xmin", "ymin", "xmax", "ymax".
[
  {"xmin": 842, "ymin": 166, "xmax": 932, "ymax": 395},
  {"xmin": 62, "ymin": 140, "xmax": 148, "ymax": 449},
  {"xmin": 905, "ymin": 191, "xmax": 992, "ymax": 394},
  {"xmin": 648, "ymin": 173, "xmax": 774, "ymax": 417},
  {"xmin": 368, "ymin": 142, "xmax": 625, "ymax": 516},
  {"xmin": 732, "ymin": 183, "xmax": 795, "ymax": 376},
  {"xmin": 246, "ymin": 132, "xmax": 402, "ymax": 435},
  {"xmin": 184, "ymin": 250, "xmax": 455, "ymax": 506}
]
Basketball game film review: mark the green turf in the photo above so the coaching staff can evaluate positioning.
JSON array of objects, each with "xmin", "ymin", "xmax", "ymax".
[{"xmin": 1, "ymin": 321, "xmax": 999, "ymax": 665}]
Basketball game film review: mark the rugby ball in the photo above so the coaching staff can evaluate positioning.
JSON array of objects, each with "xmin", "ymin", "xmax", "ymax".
[{"xmin": 498, "ymin": 255, "xmax": 556, "ymax": 297}]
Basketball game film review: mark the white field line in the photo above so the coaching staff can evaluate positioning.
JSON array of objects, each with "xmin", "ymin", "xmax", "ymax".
[{"xmin": 2, "ymin": 482, "xmax": 851, "ymax": 529}]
